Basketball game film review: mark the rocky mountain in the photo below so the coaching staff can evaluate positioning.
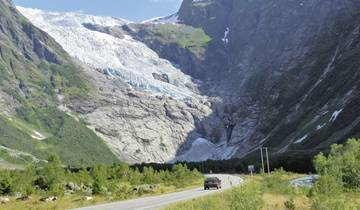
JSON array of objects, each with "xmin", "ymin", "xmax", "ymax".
[
  {"xmin": 7, "ymin": 0, "xmax": 360, "ymax": 166},
  {"xmin": 173, "ymin": 0, "xmax": 360, "ymax": 160},
  {"xmin": 17, "ymin": 7, "xmax": 214, "ymax": 164},
  {"xmin": 123, "ymin": 0, "xmax": 360, "ymax": 162}
]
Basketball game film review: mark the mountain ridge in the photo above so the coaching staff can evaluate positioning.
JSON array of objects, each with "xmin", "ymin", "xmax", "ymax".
[{"xmin": 3, "ymin": 0, "xmax": 360, "ymax": 166}]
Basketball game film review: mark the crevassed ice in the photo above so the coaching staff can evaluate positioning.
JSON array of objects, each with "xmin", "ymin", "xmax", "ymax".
[
  {"xmin": 175, "ymin": 138, "xmax": 238, "ymax": 162},
  {"xmin": 17, "ymin": 7, "xmax": 200, "ymax": 100}
]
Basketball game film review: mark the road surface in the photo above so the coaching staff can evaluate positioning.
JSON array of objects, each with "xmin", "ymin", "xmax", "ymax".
[
  {"xmin": 72, "ymin": 174, "xmax": 242, "ymax": 210},
  {"xmin": 289, "ymin": 175, "xmax": 319, "ymax": 187}
]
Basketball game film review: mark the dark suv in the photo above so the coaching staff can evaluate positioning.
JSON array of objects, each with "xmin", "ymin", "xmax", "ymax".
[{"xmin": 204, "ymin": 177, "xmax": 222, "ymax": 190}]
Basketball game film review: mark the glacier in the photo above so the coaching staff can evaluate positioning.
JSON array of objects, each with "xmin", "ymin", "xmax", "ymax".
[
  {"xmin": 16, "ymin": 6, "xmax": 243, "ymax": 164},
  {"xmin": 175, "ymin": 138, "xmax": 238, "ymax": 162},
  {"xmin": 17, "ymin": 7, "xmax": 201, "ymax": 100}
]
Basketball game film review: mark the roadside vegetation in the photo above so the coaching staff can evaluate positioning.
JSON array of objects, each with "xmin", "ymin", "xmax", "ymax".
[
  {"xmin": 1, "ymin": 138, "xmax": 359, "ymax": 210},
  {"xmin": 0, "ymin": 156, "xmax": 203, "ymax": 210},
  {"xmin": 164, "ymin": 139, "xmax": 360, "ymax": 210}
]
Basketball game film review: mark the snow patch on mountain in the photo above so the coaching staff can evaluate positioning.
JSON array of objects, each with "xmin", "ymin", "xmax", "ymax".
[
  {"xmin": 174, "ymin": 138, "xmax": 238, "ymax": 162},
  {"xmin": 316, "ymin": 123, "xmax": 326, "ymax": 130},
  {"xmin": 222, "ymin": 27, "xmax": 230, "ymax": 45},
  {"xmin": 294, "ymin": 134, "xmax": 308, "ymax": 144},
  {"xmin": 17, "ymin": 7, "xmax": 201, "ymax": 100},
  {"xmin": 330, "ymin": 108, "xmax": 343, "ymax": 122}
]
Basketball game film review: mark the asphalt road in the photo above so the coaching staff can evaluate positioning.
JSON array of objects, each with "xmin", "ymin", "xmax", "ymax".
[{"xmin": 72, "ymin": 174, "xmax": 242, "ymax": 210}]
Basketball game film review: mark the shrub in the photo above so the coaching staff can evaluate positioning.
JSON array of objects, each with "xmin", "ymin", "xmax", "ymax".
[
  {"xmin": 91, "ymin": 165, "xmax": 108, "ymax": 195},
  {"xmin": 228, "ymin": 182, "xmax": 263, "ymax": 210},
  {"xmin": 310, "ymin": 139, "xmax": 360, "ymax": 209},
  {"xmin": 314, "ymin": 139, "xmax": 360, "ymax": 190},
  {"xmin": 0, "ymin": 174, "xmax": 12, "ymax": 195},
  {"xmin": 284, "ymin": 198, "xmax": 296, "ymax": 210},
  {"xmin": 263, "ymin": 169, "xmax": 293, "ymax": 194}
]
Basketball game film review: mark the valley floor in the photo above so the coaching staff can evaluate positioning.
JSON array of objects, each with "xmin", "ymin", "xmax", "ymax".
[{"xmin": 2, "ymin": 172, "xmax": 360, "ymax": 210}]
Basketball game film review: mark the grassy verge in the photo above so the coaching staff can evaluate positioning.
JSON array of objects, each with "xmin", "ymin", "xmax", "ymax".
[
  {"xmin": 0, "ymin": 180, "xmax": 204, "ymax": 210},
  {"xmin": 163, "ymin": 170, "xmax": 360, "ymax": 210}
]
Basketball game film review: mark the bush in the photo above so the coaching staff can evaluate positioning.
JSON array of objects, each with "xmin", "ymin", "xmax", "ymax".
[
  {"xmin": 263, "ymin": 169, "xmax": 293, "ymax": 194},
  {"xmin": 228, "ymin": 182, "xmax": 263, "ymax": 210},
  {"xmin": 36, "ymin": 155, "xmax": 65, "ymax": 194},
  {"xmin": 310, "ymin": 193, "xmax": 356, "ymax": 210},
  {"xmin": 0, "ymin": 174, "xmax": 12, "ymax": 195},
  {"xmin": 284, "ymin": 198, "xmax": 296, "ymax": 210},
  {"xmin": 91, "ymin": 165, "xmax": 108, "ymax": 195},
  {"xmin": 310, "ymin": 139, "xmax": 360, "ymax": 209},
  {"xmin": 314, "ymin": 139, "xmax": 360, "ymax": 190},
  {"xmin": 10, "ymin": 165, "xmax": 36, "ymax": 196},
  {"xmin": 311, "ymin": 175, "xmax": 343, "ymax": 196}
]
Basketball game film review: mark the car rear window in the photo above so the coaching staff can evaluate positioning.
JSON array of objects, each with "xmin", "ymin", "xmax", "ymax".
[{"xmin": 206, "ymin": 177, "xmax": 218, "ymax": 181}]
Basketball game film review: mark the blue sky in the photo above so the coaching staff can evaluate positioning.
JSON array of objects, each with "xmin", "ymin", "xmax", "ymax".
[{"xmin": 13, "ymin": 0, "xmax": 183, "ymax": 22}]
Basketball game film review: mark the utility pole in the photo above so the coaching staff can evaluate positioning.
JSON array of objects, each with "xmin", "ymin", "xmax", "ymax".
[
  {"xmin": 265, "ymin": 147, "xmax": 270, "ymax": 175},
  {"xmin": 260, "ymin": 148, "xmax": 265, "ymax": 174}
]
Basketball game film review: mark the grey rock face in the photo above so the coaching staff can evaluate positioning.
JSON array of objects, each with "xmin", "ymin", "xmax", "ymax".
[
  {"xmin": 167, "ymin": 0, "xmax": 360, "ymax": 159},
  {"xmin": 69, "ymin": 66, "xmax": 211, "ymax": 163}
]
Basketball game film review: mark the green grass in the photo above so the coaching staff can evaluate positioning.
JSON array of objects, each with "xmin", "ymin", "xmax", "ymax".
[
  {"xmin": 163, "ymin": 178, "xmax": 264, "ymax": 210},
  {"xmin": 150, "ymin": 24, "xmax": 211, "ymax": 48},
  {"xmin": 11, "ymin": 105, "xmax": 119, "ymax": 167},
  {"xmin": 136, "ymin": 23, "xmax": 211, "ymax": 58},
  {"xmin": 164, "ymin": 171, "xmax": 360, "ymax": 210},
  {"xmin": 0, "ymin": 105, "xmax": 119, "ymax": 168}
]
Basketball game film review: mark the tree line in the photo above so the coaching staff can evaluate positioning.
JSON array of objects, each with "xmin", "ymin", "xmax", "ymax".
[{"xmin": 0, "ymin": 156, "xmax": 203, "ymax": 199}]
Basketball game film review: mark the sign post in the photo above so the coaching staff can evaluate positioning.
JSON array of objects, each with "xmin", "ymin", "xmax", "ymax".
[{"xmin": 248, "ymin": 165, "xmax": 255, "ymax": 176}]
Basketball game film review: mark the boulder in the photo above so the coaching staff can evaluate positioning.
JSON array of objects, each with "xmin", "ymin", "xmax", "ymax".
[
  {"xmin": 83, "ymin": 196, "xmax": 93, "ymax": 201},
  {"xmin": 0, "ymin": 197, "xmax": 10, "ymax": 204},
  {"xmin": 16, "ymin": 196, "xmax": 30, "ymax": 201},
  {"xmin": 40, "ymin": 196, "xmax": 57, "ymax": 202}
]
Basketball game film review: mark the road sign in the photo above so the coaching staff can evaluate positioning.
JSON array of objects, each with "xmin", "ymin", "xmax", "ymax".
[{"xmin": 248, "ymin": 165, "xmax": 255, "ymax": 176}]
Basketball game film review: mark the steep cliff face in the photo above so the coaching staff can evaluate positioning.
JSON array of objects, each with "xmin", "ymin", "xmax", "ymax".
[{"xmin": 172, "ymin": 0, "xmax": 360, "ymax": 159}]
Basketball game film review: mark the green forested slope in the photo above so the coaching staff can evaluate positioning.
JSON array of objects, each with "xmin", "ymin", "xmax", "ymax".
[{"xmin": 0, "ymin": 0, "xmax": 118, "ymax": 168}]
